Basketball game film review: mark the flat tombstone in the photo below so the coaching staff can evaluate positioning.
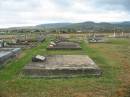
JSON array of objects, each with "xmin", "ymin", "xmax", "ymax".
[
  {"xmin": 47, "ymin": 41, "xmax": 81, "ymax": 50},
  {"xmin": 0, "ymin": 48, "xmax": 21, "ymax": 67},
  {"xmin": 23, "ymin": 55, "xmax": 102, "ymax": 77}
]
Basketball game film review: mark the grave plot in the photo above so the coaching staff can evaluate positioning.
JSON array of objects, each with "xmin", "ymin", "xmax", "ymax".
[
  {"xmin": 6, "ymin": 39, "xmax": 41, "ymax": 49},
  {"xmin": 4, "ymin": 35, "xmax": 46, "ymax": 49},
  {"xmin": 87, "ymin": 34, "xmax": 110, "ymax": 43},
  {"xmin": 88, "ymin": 37, "xmax": 109, "ymax": 43},
  {"xmin": 47, "ymin": 41, "xmax": 81, "ymax": 50},
  {"xmin": 0, "ymin": 48, "xmax": 21, "ymax": 67},
  {"xmin": 23, "ymin": 55, "xmax": 101, "ymax": 77},
  {"xmin": 7, "ymin": 42, "xmax": 37, "ymax": 49}
]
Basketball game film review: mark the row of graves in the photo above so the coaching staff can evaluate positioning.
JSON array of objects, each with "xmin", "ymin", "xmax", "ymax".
[
  {"xmin": 22, "ymin": 37, "xmax": 102, "ymax": 77},
  {"xmin": 87, "ymin": 32, "xmax": 130, "ymax": 43},
  {"xmin": 0, "ymin": 34, "xmax": 46, "ymax": 68},
  {"xmin": 0, "ymin": 34, "xmax": 45, "ymax": 49},
  {"xmin": 7, "ymin": 34, "xmax": 45, "ymax": 49},
  {"xmin": 109, "ymin": 32, "xmax": 130, "ymax": 38}
]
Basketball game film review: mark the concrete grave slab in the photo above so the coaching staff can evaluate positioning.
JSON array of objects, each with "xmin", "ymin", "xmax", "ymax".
[
  {"xmin": 0, "ymin": 48, "xmax": 21, "ymax": 66},
  {"xmin": 23, "ymin": 55, "xmax": 101, "ymax": 77},
  {"xmin": 47, "ymin": 41, "xmax": 81, "ymax": 50}
]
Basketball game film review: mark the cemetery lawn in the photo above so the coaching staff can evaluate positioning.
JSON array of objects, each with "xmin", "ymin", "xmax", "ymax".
[{"xmin": 0, "ymin": 38, "xmax": 130, "ymax": 97}]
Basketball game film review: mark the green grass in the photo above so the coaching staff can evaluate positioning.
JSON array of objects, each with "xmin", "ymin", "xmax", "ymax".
[
  {"xmin": 0, "ymin": 39, "xmax": 49, "ymax": 80},
  {"xmin": 0, "ymin": 37, "xmax": 129, "ymax": 97},
  {"xmin": 109, "ymin": 38, "xmax": 130, "ymax": 45}
]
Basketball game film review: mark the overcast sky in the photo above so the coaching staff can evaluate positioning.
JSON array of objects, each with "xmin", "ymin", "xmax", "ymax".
[{"xmin": 0, "ymin": 0, "xmax": 130, "ymax": 28}]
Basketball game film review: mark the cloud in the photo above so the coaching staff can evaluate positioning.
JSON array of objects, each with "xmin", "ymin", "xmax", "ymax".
[
  {"xmin": 52, "ymin": 0, "xmax": 71, "ymax": 9},
  {"xmin": 91, "ymin": 0, "xmax": 130, "ymax": 11},
  {"xmin": 0, "ymin": 0, "xmax": 130, "ymax": 28}
]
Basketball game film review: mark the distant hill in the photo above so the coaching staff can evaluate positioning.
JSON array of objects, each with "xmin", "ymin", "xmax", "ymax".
[
  {"xmin": 1, "ymin": 21, "xmax": 130, "ymax": 33},
  {"xmin": 37, "ymin": 21, "xmax": 130, "ymax": 32},
  {"xmin": 37, "ymin": 23, "xmax": 72, "ymax": 29}
]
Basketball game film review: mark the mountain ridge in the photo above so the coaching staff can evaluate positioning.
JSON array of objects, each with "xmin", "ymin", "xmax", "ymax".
[{"xmin": 1, "ymin": 21, "xmax": 130, "ymax": 33}]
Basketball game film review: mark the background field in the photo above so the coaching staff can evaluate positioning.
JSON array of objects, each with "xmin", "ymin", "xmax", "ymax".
[{"xmin": 0, "ymin": 36, "xmax": 130, "ymax": 97}]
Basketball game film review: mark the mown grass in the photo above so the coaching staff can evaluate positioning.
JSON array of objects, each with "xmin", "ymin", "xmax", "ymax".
[
  {"xmin": 0, "ymin": 37, "xmax": 129, "ymax": 97},
  {"xmin": 108, "ymin": 38, "xmax": 130, "ymax": 45}
]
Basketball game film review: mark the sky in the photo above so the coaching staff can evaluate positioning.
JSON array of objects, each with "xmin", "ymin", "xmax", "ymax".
[{"xmin": 0, "ymin": 0, "xmax": 130, "ymax": 28}]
